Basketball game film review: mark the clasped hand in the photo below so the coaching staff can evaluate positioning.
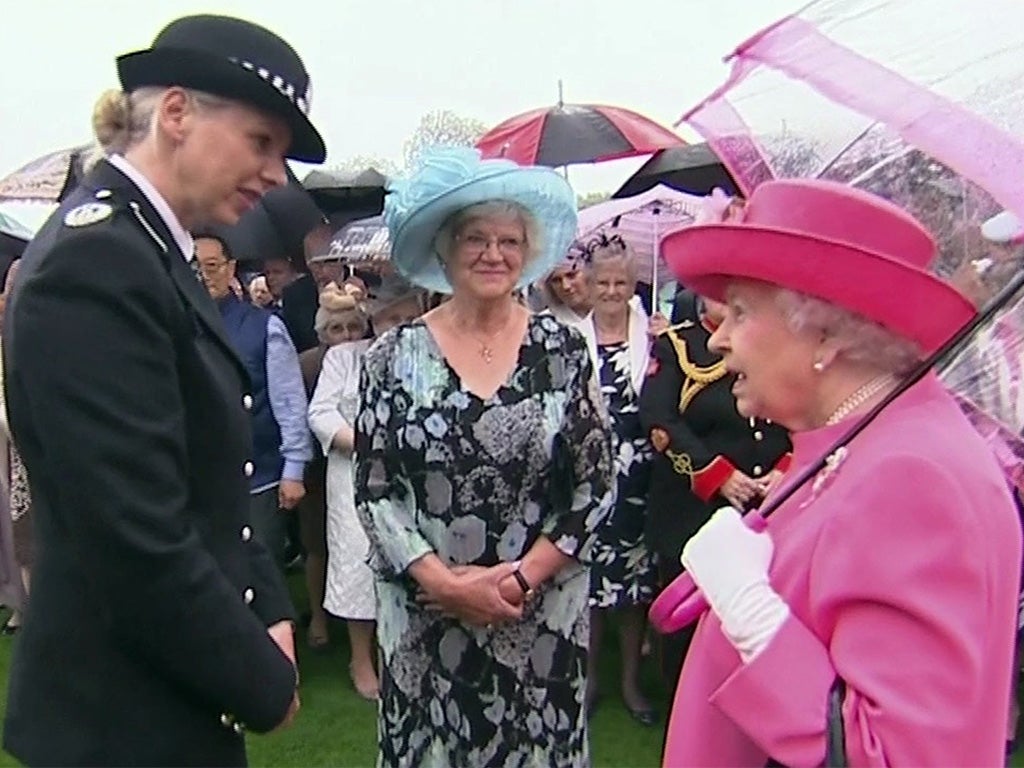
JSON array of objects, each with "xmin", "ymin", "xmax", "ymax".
[{"xmin": 417, "ymin": 562, "xmax": 524, "ymax": 628}]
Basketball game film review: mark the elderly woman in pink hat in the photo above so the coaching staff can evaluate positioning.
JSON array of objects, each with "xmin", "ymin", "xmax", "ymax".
[{"xmin": 657, "ymin": 179, "xmax": 1022, "ymax": 766}]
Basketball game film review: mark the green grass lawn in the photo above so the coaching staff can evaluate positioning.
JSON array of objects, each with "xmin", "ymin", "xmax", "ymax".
[
  {"xmin": 0, "ymin": 578, "xmax": 1017, "ymax": 767},
  {"xmin": 0, "ymin": 576, "xmax": 668, "ymax": 767}
]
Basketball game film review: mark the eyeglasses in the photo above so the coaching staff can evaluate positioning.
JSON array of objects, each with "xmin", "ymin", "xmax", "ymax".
[
  {"xmin": 197, "ymin": 261, "xmax": 231, "ymax": 278},
  {"xmin": 455, "ymin": 232, "xmax": 526, "ymax": 257}
]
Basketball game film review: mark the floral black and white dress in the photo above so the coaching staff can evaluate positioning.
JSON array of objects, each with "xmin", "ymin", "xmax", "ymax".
[
  {"xmin": 355, "ymin": 314, "xmax": 613, "ymax": 768},
  {"xmin": 589, "ymin": 341, "xmax": 658, "ymax": 608}
]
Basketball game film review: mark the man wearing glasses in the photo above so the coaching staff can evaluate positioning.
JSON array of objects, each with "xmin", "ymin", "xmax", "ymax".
[{"xmin": 195, "ymin": 234, "xmax": 312, "ymax": 569}]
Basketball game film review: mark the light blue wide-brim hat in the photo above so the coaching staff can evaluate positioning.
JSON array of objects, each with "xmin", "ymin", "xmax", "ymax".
[{"xmin": 384, "ymin": 146, "xmax": 578, "ymax": 293}]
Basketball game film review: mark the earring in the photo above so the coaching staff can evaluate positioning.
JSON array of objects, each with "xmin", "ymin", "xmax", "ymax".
[{"xmin": 813, "ymin": 360, "xmax": 825, "ymax": 372}]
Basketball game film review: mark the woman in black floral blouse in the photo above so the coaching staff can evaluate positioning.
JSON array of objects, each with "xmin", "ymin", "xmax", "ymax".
[
  {"xmin": 356, "ymin": 147, "xmax": 614, "ymax": 767},
  {"xmin": 573, "ymin": 238, "xmax": 659, "ymax": 725}
]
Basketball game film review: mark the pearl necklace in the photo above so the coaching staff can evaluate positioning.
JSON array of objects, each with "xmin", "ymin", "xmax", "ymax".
[{"xmin": 825, "ymin": 374, "xmax": 897, "ymax": 426}]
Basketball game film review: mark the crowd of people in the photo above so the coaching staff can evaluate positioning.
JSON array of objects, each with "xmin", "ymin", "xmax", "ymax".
[{"xmin": 0, "ymin": 11, "xmax": 1022, "ymax": 768}]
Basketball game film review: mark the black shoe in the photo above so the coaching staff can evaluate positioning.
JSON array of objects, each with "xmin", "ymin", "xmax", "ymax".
[{"xmin": 625, "ymin": 705, "xmax": 659, "ymax": 727}]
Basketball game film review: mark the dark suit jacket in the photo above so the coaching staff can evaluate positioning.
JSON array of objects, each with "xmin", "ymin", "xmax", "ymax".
[
  {"xmin": 280, "ymin": 273, "xmax": 319, "ymax": 353},
  {"xmin": 638, "ymin": 292, "xmax": 792, "ymax": 562},
  {"xmin": 2, "ymin": 160, "xmax": 296, "ymax": 767}
]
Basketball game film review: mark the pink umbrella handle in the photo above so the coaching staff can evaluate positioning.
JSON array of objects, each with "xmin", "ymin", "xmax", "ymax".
[{"xmin": 648, "ymin": 511, "xmax": 768, "ymax": 633}]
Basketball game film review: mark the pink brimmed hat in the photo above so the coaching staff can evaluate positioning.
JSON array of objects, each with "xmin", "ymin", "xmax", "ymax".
[{"xmin": 661, "ymin": 179, "xmax": 975, "ymax": 354}]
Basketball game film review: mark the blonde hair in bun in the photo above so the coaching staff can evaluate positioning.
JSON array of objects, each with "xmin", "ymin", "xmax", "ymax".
[
  {"xmin": 85, "ymin": 86, "xmax": 232, "ymax": 172},
  {"xmin": 318, "ymin": 281, "xmax": 359, "ymax": 312},
  {"xmin": 92, "ymin": 89, "xmax": 132, "ymax": 150},
  {"xmin": 85, "ymin": 86, "xmax": 162, "ymax": 171},
  {"xmin": 314, "ymin": 282, "xmax": 369, "ymax": 342}
]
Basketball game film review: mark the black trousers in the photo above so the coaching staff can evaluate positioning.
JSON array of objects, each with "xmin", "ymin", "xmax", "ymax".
[{"xmin": 656, "ymin": 557, "xmax": 698, "ymax": 702}]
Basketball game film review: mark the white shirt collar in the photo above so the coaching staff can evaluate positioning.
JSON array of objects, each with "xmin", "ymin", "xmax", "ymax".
[{"xmin": 107, "ymin": 154, "xmax": 194, "ymax": 262}]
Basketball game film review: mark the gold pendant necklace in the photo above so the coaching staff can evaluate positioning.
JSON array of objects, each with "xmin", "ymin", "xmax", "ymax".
[{"xmin": 452, "ymin": 308, "xmax": 513, "ymax": 365}]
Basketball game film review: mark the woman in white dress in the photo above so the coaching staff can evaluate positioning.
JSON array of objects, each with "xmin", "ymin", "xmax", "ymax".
[{"xmin": 307, "ymin": 280, "xmax": 425, "ymax": 701}]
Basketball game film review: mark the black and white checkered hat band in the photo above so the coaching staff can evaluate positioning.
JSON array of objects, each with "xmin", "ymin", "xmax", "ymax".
[{"xmin": 229, "ymin": 57, "xmax": 312, "ymax": 116}]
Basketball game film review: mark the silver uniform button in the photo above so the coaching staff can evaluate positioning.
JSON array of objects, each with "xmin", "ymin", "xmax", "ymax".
[
  {"xmin": 241, "ymin": 525, "xmax": 252, "ymax": 542},
  {"xmin": 242, "ymin": 394, "xmax": 253, "ymax": 411},
  {"xmin": 220, "ymin": 713, "xmax": 233, "ymax": 728},
  {"xmin": 754, "ymin": 430, "xmax": 764, "ymax": 441},
  {"xmin": 244, "ymin": 587, "xmax": 255, "ymax": 604},
  {"xmin": 94, "ymin": 189, "xmax": 113, "ymax": 200},
  {"xmin": 244, "ymin": 461, "xmax": 254, "ymax": 477},
  {"xmin": 232, "ymin": 721, "xmax": 245, "ymax": 734},
  {"xmin": 753, "ymin": 465, "xmax": 764, "ymax": 477}
]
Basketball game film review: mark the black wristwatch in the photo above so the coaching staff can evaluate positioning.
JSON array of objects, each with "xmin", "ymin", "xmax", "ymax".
[{"xmin": 511, "ymin": 563, "xmax": 534, "ymax": 599}]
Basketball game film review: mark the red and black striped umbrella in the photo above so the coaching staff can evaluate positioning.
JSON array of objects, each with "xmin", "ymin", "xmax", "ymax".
[{"xmin": 476, "ymin": 104, "xmax": 685, "ymax": 167}]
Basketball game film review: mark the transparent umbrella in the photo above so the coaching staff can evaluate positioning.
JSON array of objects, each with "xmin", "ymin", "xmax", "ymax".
[{"xmin": 650, "ymin": 0, "xmax": 1024, "ymax": 632}]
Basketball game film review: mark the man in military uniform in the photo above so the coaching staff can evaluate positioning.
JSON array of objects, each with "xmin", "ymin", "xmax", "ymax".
[
  {"xmin": 2, "ymin": 15, "xmax": 326, "ymax": 767},
  {"xmin": 639, "ymin": 290, "xmax": 792, "ymax": 694}
]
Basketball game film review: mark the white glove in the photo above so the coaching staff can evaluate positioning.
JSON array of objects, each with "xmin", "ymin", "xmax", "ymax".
[{"xmin": 681, "ymin": 507, "xmax": 790, "ymax": 663}]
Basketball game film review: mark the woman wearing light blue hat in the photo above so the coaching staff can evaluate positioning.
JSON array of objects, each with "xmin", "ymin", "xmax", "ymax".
[{"xmin": 355, "ymin": 146, "xmax": 614, "ymax": 767}]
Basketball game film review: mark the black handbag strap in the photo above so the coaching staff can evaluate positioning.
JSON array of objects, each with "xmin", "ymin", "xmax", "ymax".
[
  {"xmin": 765, "ymin": 676, "xmax": 848, "ymax": 768},
  {"xmin": 825, "ymin": 677, "xmax": 848, "ymax": 767}
]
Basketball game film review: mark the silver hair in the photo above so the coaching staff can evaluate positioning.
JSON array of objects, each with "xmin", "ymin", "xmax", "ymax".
[
  {"xmin": 433, "ymin": 201, "xmax": 542, "ymax": 267},
  {"xmin": 86, "ymin": 86, "xmax": 233, "ymax": 171},
  {"xmin": 582, "ymin": 240, "xmax": 638, "ymax": 285},
  {"xmin": 313, "ymin": 306, "xmax": 368, "ymax": 343},
  {"xmin": 775, "ymin": 288, "xmax": 924, "ymax": 375}
]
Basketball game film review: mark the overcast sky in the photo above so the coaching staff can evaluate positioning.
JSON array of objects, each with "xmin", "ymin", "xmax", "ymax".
[{"xmin": 0, "ymin": 0, "xmax": 801, "ymax": 229}]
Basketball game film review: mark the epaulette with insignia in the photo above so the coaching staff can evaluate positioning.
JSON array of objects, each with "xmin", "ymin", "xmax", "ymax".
[{"xmin": 64, "ymin": 202, "xmax": 113, "ymax": 228}]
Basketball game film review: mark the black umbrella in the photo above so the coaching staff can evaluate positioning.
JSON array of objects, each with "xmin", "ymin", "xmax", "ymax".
[
  {"xmin": 302, "ymin": 168, "xmax": 387, "ymax": 224},
  {"xmin": 613, "ymin": 143, "xmax": 738, "ymax": 199},
  {"xmin": 0, "ymin": 211, "xmax": 32, "ymax": 284},
  {"xmin": 0, "ymin": 211, "xmax": 32, "ymax": 256},
  {"xmin": 210, "ymin": 180, "xmax": 326, "ymax": 270}
]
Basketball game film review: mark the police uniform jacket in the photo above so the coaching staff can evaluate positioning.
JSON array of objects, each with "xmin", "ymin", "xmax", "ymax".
[
  {"xmin": 2, "ymin": 159, "xmax": 297, "ymax": 767},
  {"xmin": 638, "ymin": 292, "xmax": 792, "ymax": 563}
]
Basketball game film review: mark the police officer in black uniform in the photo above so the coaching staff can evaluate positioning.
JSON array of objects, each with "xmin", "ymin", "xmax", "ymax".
[
  {"xmin": 639, "ymin": 290, "xmax": 792, "ymax": 695},
  {"xmin": 2, "ymin": 15, "xmax": 326, "ymax": 767}
]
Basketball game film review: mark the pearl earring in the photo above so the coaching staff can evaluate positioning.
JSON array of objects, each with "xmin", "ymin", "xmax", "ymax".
[{"xmin": 813, "ymin": 361, "xmax": 825, "ymax": 372}]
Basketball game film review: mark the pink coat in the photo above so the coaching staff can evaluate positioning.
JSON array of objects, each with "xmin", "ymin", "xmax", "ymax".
[{"xmin": 663, "ymin": 374, "xmax": 1022, "ymax": 766}]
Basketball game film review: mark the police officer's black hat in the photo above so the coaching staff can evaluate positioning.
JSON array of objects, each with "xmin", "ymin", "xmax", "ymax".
[{"xmin": 116, "ymin": 15, "xmax": 326, "ymax": 163}]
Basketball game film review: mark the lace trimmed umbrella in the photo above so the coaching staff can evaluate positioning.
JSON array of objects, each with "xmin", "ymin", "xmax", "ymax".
[{"xmin": 0, "ymin": 145, "xmax": 91, "ymax": 203}]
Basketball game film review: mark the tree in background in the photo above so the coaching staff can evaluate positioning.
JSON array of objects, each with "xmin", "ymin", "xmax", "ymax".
[
  {"xmin": 326, "ymin": 154, "xmax": 401, "ymax": 178},
  {"xmin": 403, "ymin": 110, "xmax": 489, "ymax": 171},
  {"xmin": 577, "ymin": 191, "xmax": 611, "ymax": 209}
]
